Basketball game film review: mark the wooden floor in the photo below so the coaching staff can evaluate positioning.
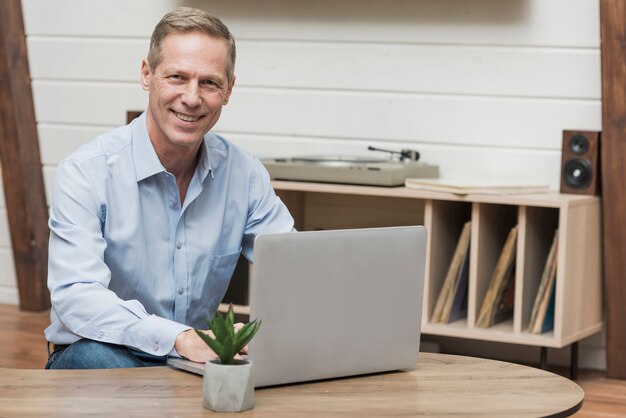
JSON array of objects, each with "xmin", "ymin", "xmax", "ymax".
[
  {"xmin": 2, "ymin": 303, "xmax": 626, "ymax": 416},
  {"xmin": 0, "ymin": 303, "xmax": 50, "ymax": 369}
]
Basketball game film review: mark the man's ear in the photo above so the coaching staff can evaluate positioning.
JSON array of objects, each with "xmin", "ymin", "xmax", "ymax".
[
  {"xmin": 223, "ymin": 75, "xmax": 236, "ymax": 105},
  {"xmin": 140, "ymin": 59, "xmax": 151, "ymax": 91}
]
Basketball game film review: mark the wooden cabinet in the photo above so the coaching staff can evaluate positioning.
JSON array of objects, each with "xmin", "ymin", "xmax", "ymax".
[{"xmin": 265, "ymin": 180, "xmax": 602, "ymax": 349}]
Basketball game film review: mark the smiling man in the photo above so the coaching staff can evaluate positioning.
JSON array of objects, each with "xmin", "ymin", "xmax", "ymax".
[{"xmin": 44, "ymin": 7, "xmax": 294, "ymax": 369}]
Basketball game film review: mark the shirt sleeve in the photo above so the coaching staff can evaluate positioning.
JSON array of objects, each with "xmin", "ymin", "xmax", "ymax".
[
  {"xmin": 48, "ymin": 160, "xmax": 189, "ymax": 356},
  {"xmin": 242, "ymin": 157, "xmax": 296, "ymax": 262}
]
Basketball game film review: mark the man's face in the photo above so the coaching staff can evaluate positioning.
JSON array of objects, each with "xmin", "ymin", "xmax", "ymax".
[{"xmin": 141, "ymin": 31, "xmax": 235, "ymax": 153}]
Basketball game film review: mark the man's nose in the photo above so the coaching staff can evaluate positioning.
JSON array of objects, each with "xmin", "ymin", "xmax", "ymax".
[{"xmin": 181, "ymin": 83, "xmax": 201, "ymax": 107}]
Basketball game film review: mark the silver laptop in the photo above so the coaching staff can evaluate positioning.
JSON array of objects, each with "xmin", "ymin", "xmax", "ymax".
[{"xmin": 168, "ymin": 226, "xmax": 427, "ymax": 387}]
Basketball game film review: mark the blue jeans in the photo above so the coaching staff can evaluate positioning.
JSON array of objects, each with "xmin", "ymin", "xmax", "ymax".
[{"xmin": 45, "ymin": 339, "xmax": 168, "ymax": 369}]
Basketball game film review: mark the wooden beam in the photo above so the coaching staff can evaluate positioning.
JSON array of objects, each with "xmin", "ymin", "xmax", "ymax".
[
  {"xmin": 0, "ymin": 0, "xmax": 50, "ymax": 311},
  {"xmin": 600, "ymin": 0, "xmax": 626, "ymax": 378}
]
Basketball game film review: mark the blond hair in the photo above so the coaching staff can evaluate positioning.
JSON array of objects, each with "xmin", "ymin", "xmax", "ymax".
[{"xmin": 147, "ymin": 7, "xmax": 236, "ymax": 81}]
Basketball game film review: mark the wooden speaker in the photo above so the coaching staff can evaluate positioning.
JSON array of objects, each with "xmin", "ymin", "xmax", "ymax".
[
  {"xmin": 560, "ymin": 130, "xmax": 600, "ymax": 195},
  {"xmin": 126, "ymin": 110, "xmax": 143, "ymax": 124}
]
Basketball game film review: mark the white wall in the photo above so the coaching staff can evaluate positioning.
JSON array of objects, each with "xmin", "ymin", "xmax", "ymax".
[{"xmin": 8, "ymin": 0, "xmax": 603, "ymax": 367}]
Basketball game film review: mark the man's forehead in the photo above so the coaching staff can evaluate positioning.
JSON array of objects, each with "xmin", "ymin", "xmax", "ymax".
[{"xmin": 157, "ymin": 33, "xmax": 230, "ymax": 79}]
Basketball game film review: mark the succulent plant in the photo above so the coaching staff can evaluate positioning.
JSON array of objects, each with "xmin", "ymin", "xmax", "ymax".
[{"xmin": 195, "ymin": 304, "xmax": 261, "ymax": 365}]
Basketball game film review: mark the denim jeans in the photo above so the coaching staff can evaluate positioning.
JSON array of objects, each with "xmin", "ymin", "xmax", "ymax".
[{"xmin": 45, "ymin": 339, "xmax": 168, "ymax": 369}]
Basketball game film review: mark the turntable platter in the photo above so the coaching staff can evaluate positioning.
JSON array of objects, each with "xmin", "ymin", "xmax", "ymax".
[{"xmin": 291, "ymin": 155, "xmax": 388, "ymax": 167}]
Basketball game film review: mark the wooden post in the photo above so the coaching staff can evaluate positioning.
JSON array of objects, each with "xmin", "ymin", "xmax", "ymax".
[
  {"xmin": 600, "ymin": 0, "xmax": 626, "ymax": 378},
  {"xmin": 0, "ymin": 0, "xmax": 50, "ymax": 311}
]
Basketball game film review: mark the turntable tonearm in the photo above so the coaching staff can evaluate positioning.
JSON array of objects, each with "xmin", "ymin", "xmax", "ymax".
[{"xmin": 262, "ymin": 146, "xmax": 439, "ymax": 187}]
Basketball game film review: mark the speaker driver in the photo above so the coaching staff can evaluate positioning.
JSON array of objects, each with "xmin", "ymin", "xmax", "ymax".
[
  {"xmin": 563, "ymin": 158, "xmax": 592, "ymax": 188},
  {"xmin": 569, "ymin": 134, "xmax": 590, "ymax": 155}
]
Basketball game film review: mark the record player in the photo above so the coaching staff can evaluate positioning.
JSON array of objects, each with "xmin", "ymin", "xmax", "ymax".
[{"xmin": 262, "ymin": 147, "xmax": 439, "ymax": 187}]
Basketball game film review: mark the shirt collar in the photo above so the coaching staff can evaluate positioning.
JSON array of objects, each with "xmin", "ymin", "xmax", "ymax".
[
  {"xmin": 197, "ymin": 137, "xmax": 214, "ymax": 182},
  {"xmin": 132, "ymin": 112, "xmax": 167, "ymax": 182},
  {"xmin": 131, "ymin": 111, "xmax": 217, "ymax": 183},
  {"xmin": 202, "ymin": 133, "xmax": 230, "ymax": 181}
]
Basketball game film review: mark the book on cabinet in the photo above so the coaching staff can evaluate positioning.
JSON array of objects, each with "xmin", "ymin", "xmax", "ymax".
[
  {"xmin": 528, "ymin": 230, "xmax": 559, "ymax": 334},
  {"xmin": 431, "ymin": 221, "xmax": 471, "ymax": 324},
  {"xmin": 404, "ymin": 177, "xmax": 550, "ymax": 195},
  {"xmin": 476, "ymin": 225, "xmax": 518, "ymax": 328}
]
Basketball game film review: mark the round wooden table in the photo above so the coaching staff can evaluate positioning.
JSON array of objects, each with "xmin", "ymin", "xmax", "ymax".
[{"xmin": 0, "ymin": 353, "xmax": 583, "ymax": 417}]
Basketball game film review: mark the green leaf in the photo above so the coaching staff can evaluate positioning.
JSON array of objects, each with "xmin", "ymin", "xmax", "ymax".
[
  {"xmin": 233, "ymin": 320, "xmax": 261, "ymax": 353},
  {"xmin": 225, "ymin": 304, "xmax": 235, "ymax": 337},
  {"xmin": 209, "ymin": 311, "xmax": 228, "ymax": 342},
  {"xmin": 220, "ymin": 336, "xmax": 235, "ymax": 364},
  {"xmin": 195, "ymin": 329, "xmax": 223, "ymax": 355}
]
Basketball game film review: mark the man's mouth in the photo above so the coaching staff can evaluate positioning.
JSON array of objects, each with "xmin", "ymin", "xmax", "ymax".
[{"xmin": 173, "ymin": 111, "xmax": 202, "ymax": 122}]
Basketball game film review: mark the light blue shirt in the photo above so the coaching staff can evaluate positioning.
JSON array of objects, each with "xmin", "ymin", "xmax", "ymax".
[{"xmin": 44, "ymin": 112, "xmax": 294, "ymax": 356}]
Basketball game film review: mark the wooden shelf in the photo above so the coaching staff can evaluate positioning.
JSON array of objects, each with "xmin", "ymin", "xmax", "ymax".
[
  {"xmin": 225, "ymin": 181, "xmax": 603, "ymax": 350},
  {"xmin": 217, "ymin": 303, "xmax": 251, "ymax": 316},
  {"xmin": 271, "ymin": 180, "xmax": 596, "ymax": 207}
]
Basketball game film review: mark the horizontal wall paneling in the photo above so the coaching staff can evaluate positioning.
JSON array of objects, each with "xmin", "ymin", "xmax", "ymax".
[
  {"xmin": 32, "ymin": 83, "xmax": 601, "ymax": 150},
  {"xmin": 23, "ymin": 0, "xmax": 600, "ymax": 48},
  {"xmin": 28, "ymin": 38, "xmax": 600, "ymax": 100}
]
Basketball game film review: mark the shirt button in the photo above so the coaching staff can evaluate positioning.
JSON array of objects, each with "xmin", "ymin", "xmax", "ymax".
[
  {"xmin": 97, "ymin": 331, "xmax": 104, "ymax": 339},
  {"xmin": 177, "ymin": 287, "xmax": 184, "ymax": 295},
  {"xmin": 176, "ymin": 242, "xmax": 182, "ymax": 249},
  {"xmin": 153, "ymin": 344, "xmax": 159, "ymax": 352}
]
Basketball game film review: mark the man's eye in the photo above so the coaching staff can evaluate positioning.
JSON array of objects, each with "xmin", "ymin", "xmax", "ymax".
[
  {"xmin": 168, "ymin": 75, "xmax": 184, "ymax": 81},
  {"xmin": 200, "ymin": 80, "xmax": 222, "ymax": 91}
]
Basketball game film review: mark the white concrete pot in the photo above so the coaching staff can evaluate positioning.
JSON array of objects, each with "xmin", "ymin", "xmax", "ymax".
[{"xmin": 203, "ymin": 359, "xmax": 255, "ymax": 412}]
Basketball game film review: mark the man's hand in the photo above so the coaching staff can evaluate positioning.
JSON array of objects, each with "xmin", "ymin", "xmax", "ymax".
[
  {"xmin": 174, "ymin": 323, "xmax": 247, "ymax": 362},
  {"xmin": 174, "ymin": 329, "xmax": 217, "ymax": 363}
]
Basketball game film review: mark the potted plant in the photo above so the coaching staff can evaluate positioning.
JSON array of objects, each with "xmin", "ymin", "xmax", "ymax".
[{"xmin": 195, "ymin": 304, "xmax": 261, "ymax": 412}]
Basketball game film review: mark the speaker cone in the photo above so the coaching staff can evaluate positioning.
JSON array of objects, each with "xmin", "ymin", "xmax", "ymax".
[
  {"xmin": 569, "ymin": 134, "xmax": 590, "ymax": 155},
  {"xmin": 563, "ymin": 158, "xmax": 592, "ymax": 188}
]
